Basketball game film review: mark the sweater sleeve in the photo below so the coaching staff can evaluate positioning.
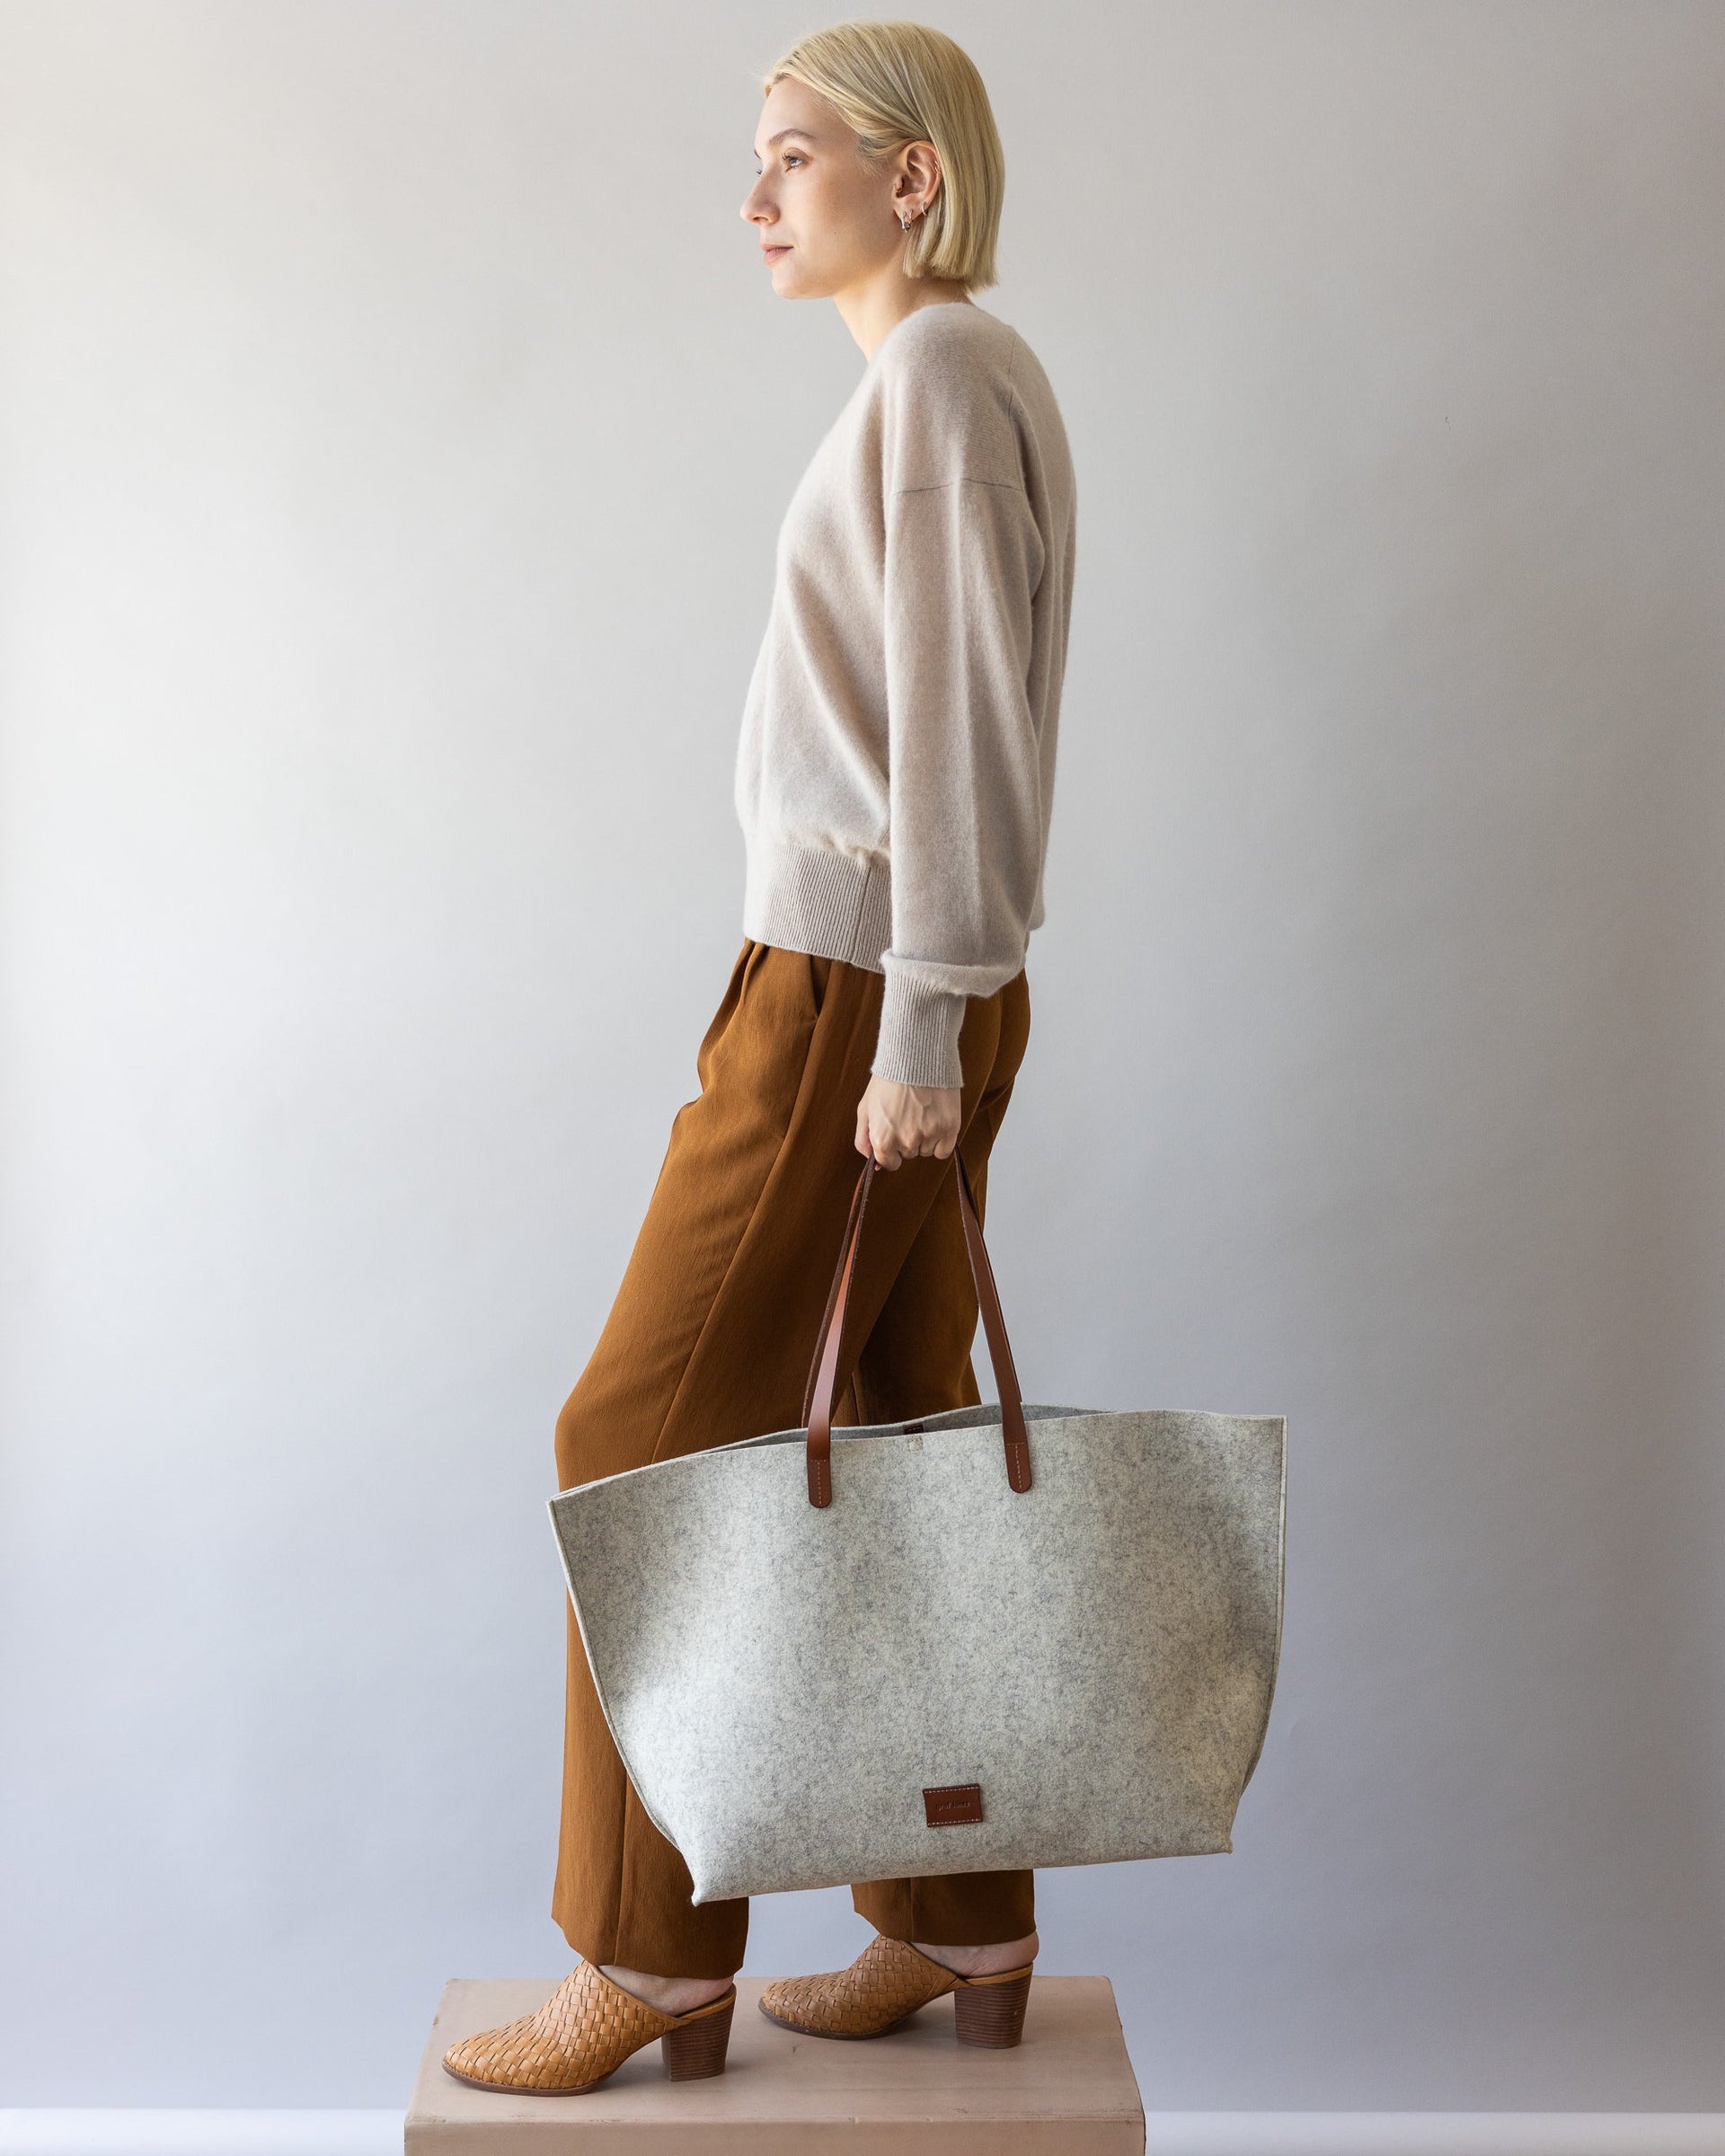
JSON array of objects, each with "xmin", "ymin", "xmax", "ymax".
[{"xmin": 871, "ymin": 470, "xmax": 1048, "ymax": 1089}]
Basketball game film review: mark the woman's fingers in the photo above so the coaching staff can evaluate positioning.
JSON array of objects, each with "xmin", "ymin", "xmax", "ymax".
[{"xmin": 855, "ymin": 1074, "xmax": 961, "ymax": 1166}]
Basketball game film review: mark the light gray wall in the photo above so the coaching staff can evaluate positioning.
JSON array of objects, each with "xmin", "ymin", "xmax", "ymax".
[{"xmin": 2, "ymin": 0, "xmax": 1721, "ymax": 2113}]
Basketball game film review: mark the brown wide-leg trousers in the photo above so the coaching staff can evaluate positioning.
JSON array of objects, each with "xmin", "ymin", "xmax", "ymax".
[{"xmin": 551, "ymin": 936, "xmax": 1036, "ymax": 1978}]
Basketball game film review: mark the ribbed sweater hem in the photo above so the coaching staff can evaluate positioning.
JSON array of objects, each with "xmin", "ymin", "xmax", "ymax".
[
  {"xmin": 742, "ymin": 837, "xmax": 893, "ymax": 971},
  {"xmin": 739, "ymin": 838, "xmax": 969, "ymax": 1089}
]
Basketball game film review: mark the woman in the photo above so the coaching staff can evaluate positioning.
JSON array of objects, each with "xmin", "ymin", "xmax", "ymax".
[{"xmin": 444, "ymin": 19, "xmax": 1076, "ymax": 2095}]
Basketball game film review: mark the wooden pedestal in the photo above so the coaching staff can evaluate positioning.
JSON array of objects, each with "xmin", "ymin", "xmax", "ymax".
[{"xmin": 407, "ymin": 1974, "xmax": 1145, "ymax": 2154}]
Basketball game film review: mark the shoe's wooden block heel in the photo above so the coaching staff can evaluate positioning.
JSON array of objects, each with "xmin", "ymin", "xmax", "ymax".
[
  {"xmin": 952, "ymin": 1968, "xmax": 1032, "ymax": 2047},
  {"xmin": 661, "ymin": 1992, "xmax": 735, "ymax": 2080}
]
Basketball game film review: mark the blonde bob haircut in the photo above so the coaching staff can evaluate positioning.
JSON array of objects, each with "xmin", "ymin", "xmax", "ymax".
[{"xmin": 761, "ymin": 20, "xmax": 1005, "ymax": 292}]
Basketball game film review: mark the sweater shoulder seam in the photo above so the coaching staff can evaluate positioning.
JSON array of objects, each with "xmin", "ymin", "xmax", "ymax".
[{"xmin": 893, "ymin": 475, "xmax": 1030, "ymax": 498}]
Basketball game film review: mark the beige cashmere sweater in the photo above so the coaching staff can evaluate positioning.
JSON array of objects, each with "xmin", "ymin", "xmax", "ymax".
[{"xmin": 733, "ymin": 299, "xmax": 1077, "ymax": 1090}]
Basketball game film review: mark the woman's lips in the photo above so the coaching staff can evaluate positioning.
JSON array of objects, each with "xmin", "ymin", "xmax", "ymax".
[{"xmin": 763, "ymin": 245, "xmax": 791, "ymax": 260}]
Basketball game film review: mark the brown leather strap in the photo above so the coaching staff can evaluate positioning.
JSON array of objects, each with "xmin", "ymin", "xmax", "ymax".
[
  {"xmin": 801, "ymin": 1162, "xmax": 872, "ymax": 1433},
  {"xmin": 803, "ymin": 1149, "xmax": 1031, "ymax": 1507},
  {"xmin": 802, "ymin": 1161, "xmax": 874, "ymax": 1507},
  {"xmin": 952, "ymin": 1147, "xmax": 1032, "ymax": 1495}
]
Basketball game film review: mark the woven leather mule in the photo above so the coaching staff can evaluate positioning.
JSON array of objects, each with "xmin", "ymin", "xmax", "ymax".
[
  {"xmin": 442, "ymin": 1960, "xmax": 737, "ymax": 2094},
  {"xmin": 758, "ymin": 1932, "xmax": 1034, "ymax": 2047}
]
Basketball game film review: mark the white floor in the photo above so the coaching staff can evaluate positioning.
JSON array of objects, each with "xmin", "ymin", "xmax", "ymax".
[{"xmin": 4, "ymin": 2114, "xmax": 1725, "ymax": 2156}]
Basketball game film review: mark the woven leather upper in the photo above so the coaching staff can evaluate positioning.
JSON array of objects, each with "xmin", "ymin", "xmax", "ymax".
[
  {"xmin": 758, "ymin": 1933, "xmax": 958, "ymax": 2037},
  {"xmin": 443, "ymin": 1961, "xmax": 682, "ymax": 2092}
]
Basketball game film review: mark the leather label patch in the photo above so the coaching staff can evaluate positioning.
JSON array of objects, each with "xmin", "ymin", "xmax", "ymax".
[{"xmin": 924, "ymin": 1781, "xmax": 984, "ymax": 1827}]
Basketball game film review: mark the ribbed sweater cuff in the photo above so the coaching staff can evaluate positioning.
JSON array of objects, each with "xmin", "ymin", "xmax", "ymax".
[{"xmin": 872, "ymin": 969, "xmax": 968, "ymax": 1090}]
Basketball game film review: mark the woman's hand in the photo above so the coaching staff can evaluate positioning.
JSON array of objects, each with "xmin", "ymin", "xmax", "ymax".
[{"xmin": 856, "ymin": 1074, "xmax": 961, "ymax": 1169}]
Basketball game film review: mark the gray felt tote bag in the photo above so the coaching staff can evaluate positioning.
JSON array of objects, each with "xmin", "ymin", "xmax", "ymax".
[{"xmin": 547, "ymin": 1150, "xmax": 1287, "ymax": 1904}]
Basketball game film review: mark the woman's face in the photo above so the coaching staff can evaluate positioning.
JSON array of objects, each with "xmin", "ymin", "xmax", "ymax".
[{"xmin": 742, "ymin": 76, "xmax": 919, "ymax": 299}]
